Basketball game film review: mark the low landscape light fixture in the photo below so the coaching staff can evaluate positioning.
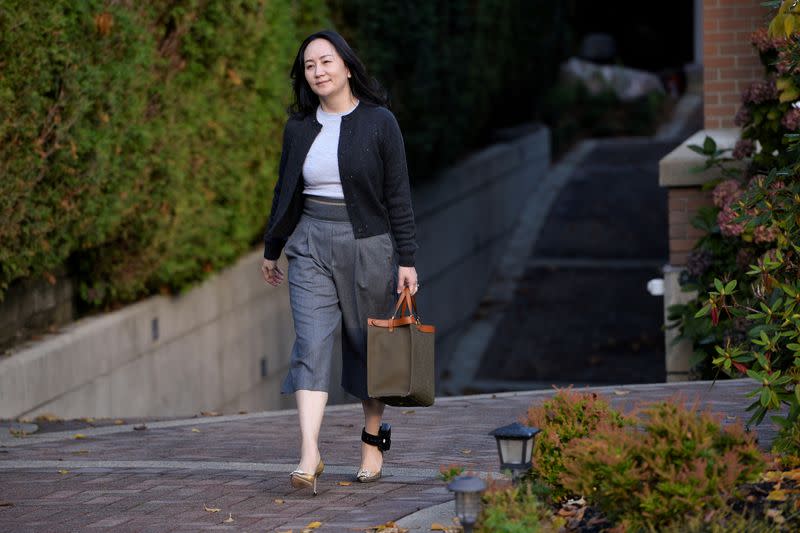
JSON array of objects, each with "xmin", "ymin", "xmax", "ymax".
[
  {"xmin": 489, "ymin": 422, "xmax": 540, "ymax": 481},
  {"xmin": 446, "ymin": 475, "xmax": 486, "ymax": 533}
]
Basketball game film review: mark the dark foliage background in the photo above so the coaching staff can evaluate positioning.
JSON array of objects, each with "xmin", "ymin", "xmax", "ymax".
[{"xmin": 330, "ymin": 0, "xmax": 570, "ymax": 179}]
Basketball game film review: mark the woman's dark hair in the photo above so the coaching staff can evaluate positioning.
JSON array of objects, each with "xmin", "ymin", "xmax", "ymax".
[{"xmin": 288, "ymin": 29, "xmax": 388, "ymax": 118}]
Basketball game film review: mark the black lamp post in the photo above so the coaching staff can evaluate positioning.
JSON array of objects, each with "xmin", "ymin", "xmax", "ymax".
[
  {"xmin": 489, "ymin": 422, "xmax": 540, "ymax": 482},
  {"xmin": 446, "ymin": 475, "xmax": 486, "ymax": 533}
]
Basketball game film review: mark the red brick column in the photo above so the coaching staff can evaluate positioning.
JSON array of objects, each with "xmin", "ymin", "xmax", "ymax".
[
  {"xmin": 668, "ymin": 188, "xmax": 713, "ymax": 266},
  {"xmin": 703, "ymin": 1, "xmax": 772, "ymax": 129}
]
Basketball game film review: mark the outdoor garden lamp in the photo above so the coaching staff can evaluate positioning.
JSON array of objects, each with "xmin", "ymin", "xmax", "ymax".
[
  {"xmin": 489, "ymin": 422, "xmax": 540, "ymax": 480},
  {"xmin": 446, "ymin": 475, "xmax": 486, "ymax": 533}
]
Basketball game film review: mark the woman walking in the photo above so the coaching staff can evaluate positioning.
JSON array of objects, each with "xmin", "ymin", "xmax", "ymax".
[{"xmin": 260, "ymin": 29, "xmax": 419, "ymax": 495}]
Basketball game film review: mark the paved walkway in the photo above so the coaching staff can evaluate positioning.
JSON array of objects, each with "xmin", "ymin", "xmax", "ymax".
[
  {"xmin": 441, "ymin": 94, "xmax": 704, "ymax": 396},
  {"xmin": 0, "ymin": 379, "xmax": 779, "ymax": 532}
]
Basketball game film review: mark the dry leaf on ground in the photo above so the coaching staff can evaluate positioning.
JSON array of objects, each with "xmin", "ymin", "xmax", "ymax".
[
  {"xmin": 114, "ymin": 419, "xmax": 125, "ymax": 425},
  {"xmin": 783, "ymin": 469, "xmax": 800, "ymax": 481},
  {"xmin": 201, "ymin": 411, "xmax": 221, "ymax": 417},
  {"xmin": 306, "ymin": 521, "xmax": 322, "ymax": 529},
  {"xmin": 223, "ymin": 512, "xmax": 234, "ymax": 523},
  {"xmin": 366, "ymin": 522, "xmax": 408, "ymax": 532},
  {"xmin": 191, "ymin": 428, "xmax": 200, "ymax": 433},
  {"xmin": 401, "ymin": 410, "xmax": 415, "ymax": 415},
  {"xmin": 767, "ymin": 489, "xmax": 788, "ymax": 501},
  {"xmin": 613, "ymin": 389, "xmax": 630, "ymax": 396},
  {"xmin": 273, "ymin": 498, "xmax": 285, "ymax": 504},
  {"xmin": 58, "ymin": 469, "xmax": 69, "ymax": 475},
  {"xmin": 203, "ymin": 504, "xmax": 221, "ymax": 513},
  {"xmin": 35, "ymin": 413, "xmax": 61, "ymax": 422},
  {"xmin": 337, "ymin": 481, "xmax": 352, "ymax": 486},
  {"xmin": 761, "ymin": 471, "xmax": 783, "ymax": 482},
  {"xmin": 73, "ymin": 434, "xmax": 86, "ymax": 439},
  {"xmin": 767, "ymin": 508, "xmax": 786, "ymax": 524},
  {"xmin": 460, "ymin": 449, "xmax": 472, "ymax": 455}
]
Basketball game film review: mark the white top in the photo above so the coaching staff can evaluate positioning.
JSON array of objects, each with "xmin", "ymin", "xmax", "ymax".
[{"xmin": 302, "ymin": 101, "xmax": 360, "ymax": 198}]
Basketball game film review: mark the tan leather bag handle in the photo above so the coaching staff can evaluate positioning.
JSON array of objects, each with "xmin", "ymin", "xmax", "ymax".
[{"xmin": 390, "ymin": 287, "xmax": 418, "ymax": 321}]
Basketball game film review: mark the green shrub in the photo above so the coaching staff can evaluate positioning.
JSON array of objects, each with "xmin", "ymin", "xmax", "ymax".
[
  {"xmin": 475, "ymin": 482, "xmax": 551, "ymax": 533},
  {"xmin": 667, "ymin": 7, "xmax": 800, "ymax": 440},
  {"xmin": 0, "ymin": 0, "xmax": 328, "ymax": 305},
  {"xmin": 524, "ymin": 389, "xmax": 628, "ymax": 500},
  {"xmin": 561, "ymin": 399, "xmax": 765, "ymax": 531}
]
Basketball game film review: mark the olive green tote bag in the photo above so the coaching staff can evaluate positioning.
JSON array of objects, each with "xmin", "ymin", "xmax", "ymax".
[{"xmin": 367, "ymin": 288, "xmax": 436, "ymax": 407}]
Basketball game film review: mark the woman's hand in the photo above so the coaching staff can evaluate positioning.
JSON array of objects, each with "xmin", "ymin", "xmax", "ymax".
[
  {"xmin": 397, "ymin": 266, "xmax": 419, "ymax": 296},
  {"xmin": 261, "ymin": 259, "xmax": 285, "ymax": 287}
]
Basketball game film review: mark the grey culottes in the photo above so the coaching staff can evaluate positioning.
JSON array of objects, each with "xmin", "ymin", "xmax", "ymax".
[{"xmin": 281, "ymin": 196, "xmax": 398, "ymax": 400}]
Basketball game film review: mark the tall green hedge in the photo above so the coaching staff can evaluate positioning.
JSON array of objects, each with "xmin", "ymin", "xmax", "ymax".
[
  {"xmin": 330, "ymin": 0, "xmax": 569, "ymax": 179},
  {"xmin": 0, "ymin": 0, "xmax": 328, "ymax": 305}
]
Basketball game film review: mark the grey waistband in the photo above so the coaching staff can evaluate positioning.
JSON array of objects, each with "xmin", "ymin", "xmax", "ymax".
[{"xmin": 303, "ymin": 195, "xmax": 350, "ymax": 222}]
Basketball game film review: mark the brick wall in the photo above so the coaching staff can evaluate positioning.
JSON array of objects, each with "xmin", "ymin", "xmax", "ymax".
[
  {"xmin": 668, "ymin": 188, "xmax": 713, "ymax": 266},
  {"xmin": 703, "ymin": 1, "xmax": 772, "ymax": 129}
]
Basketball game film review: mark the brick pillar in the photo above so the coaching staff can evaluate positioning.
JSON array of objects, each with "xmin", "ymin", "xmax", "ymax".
[
  {"xmin": 703, "ymin": 1, "xmax": 771, "ymax": 129},
  {"xmin": 667, "ymin": 188, "xmax": 713, "ymax": 266}
]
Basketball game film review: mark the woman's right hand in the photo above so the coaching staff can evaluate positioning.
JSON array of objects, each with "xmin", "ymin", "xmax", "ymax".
[{"xmin": 261, "ymin": 259, "xmax": 285, "ymax": 287}]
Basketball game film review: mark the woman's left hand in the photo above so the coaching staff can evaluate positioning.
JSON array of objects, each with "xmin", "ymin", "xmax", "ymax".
[{"xmin": 397, "ymin": 266, "xmax": 419, "ymax": 296}]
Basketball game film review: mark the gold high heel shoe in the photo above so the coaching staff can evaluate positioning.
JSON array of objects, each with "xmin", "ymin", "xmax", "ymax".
[
  {"xmin": 290, "ymin": 459, "xmax": 324, "ymax": 495},
  {"xmin": 356, "ymin": 423, "xmax": 390, "ymax": 483}
]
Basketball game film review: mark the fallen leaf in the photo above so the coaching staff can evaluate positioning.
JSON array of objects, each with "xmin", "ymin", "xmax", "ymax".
[
  {"xmin": 401, "ymin": 410, "xmax": 415, "ymax": 415},
  {"xmin": 768, "ymin": 489, "xmax": 788, "ymax": 501},
  {"xmin": 35, "ymin": 413, "xmax": 61, "ymax": 422},
  {"xmin": 81, "ymin": 417, "xmax": 95, "ymax": 423},
  {"xmin": 783, "ymin": 469, "xmax": 800, "ymax": 481},
  {"xmin": 223, "ymin": 512, "xmax": 234, "ymax": 523},
  {"xmin": 460, "ymin": 449, "xmax": 472, "ymax": 455},
  {"xmin": 337, "ymin": 481, "xmax": 352, "ymax": 486},
  {"xmin": 238, "ymin": 410, "xmax": 248, "ymax": 414},
  {"xmin": 613, "ymin": 389, "xmax": 630, "ymax": 396},
  {"xmin": 431, "ymin": 524, "xmax": 449, "ymax": 531},
  {"xmin": 58, "ymin": 469, "xmax": 69, "ymax": 475},
  {"xmin": 73, "ymin": 434, "xmax": 86, "ymax": 440},
  {"xmin": 133, "ymin": 424, "xmax": 147, "ymax": 431},
  {"xmin": 204, "ymin": 504, "xmax": 221, "ymax": 513},
  {"xmin": 573, "ymin": 506, "xmax": 587, "ymax": 522},
  {"xmin": 273, "ymin": 498, "xmax": 285, "ymax": 504},
  {"xmin": 114, "ymin": 419, "xmax": 125, "ymax": 425},
  {"xmin": 201, "ymin": 411, "xmax": 221, "ymax": 417},
  {"xmin": 761, "ymin": 470, "xmax": 783, "ymax": 482},
  {"xmin": 191, "ymin": 428, "xmax": 201, "ymax": 433},
  {"xmin": 767, "ymin": 508, "xmax": 785, "ymax": 524},
  {"xmin": 306, "ymin": 521, "xmax": 322, "ymax": 529}
]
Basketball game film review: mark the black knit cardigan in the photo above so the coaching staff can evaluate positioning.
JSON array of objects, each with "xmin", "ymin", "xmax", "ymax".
[{"xmin": 263, "ymin": 101, "xmax": 418, "ymax": 267}]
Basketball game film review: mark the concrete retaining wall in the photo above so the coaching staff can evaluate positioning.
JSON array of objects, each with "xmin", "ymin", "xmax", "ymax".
[{"xmin": 0, "ymin": 126, "xmax": 550, "ymax": 418}]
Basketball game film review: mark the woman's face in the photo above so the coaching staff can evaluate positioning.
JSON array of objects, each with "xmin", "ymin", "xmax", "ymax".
[{"xmin": 303, "ymin": 38, "xmax": 351, "ymax": 100}]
